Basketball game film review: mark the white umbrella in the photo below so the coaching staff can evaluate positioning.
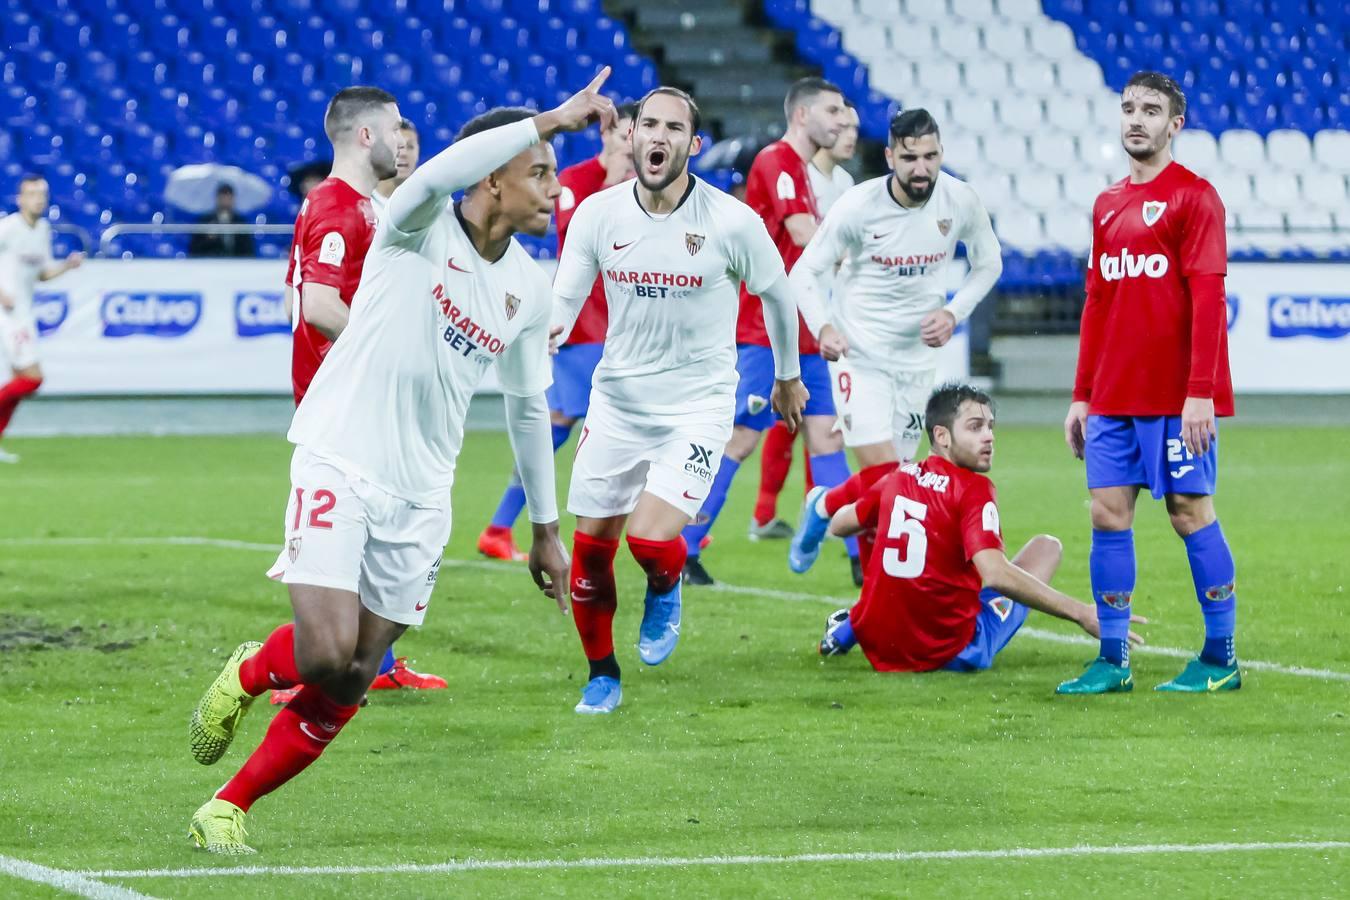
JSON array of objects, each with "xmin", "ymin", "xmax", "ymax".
[{"xmin": 165, "ymin": 163, "xmax": 273, "ymax": 215}]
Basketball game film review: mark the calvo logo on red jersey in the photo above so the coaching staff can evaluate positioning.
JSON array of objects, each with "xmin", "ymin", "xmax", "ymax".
[{"xmin": 1098, "ymin": 249, "xmax": 1169, "ymax": 282}]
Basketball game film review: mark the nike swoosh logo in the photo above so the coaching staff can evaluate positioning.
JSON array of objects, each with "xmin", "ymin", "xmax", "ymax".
[
  {"xmin": 414, "ymin": 599, "xmax": 429, "ymax": 611},
  {"xmin": 612, "ymin": 240, "xmax": 635, "ymax": 251},
  {"xmin": 1170, "ymin": 465, "xmax": 1195, "ymax": 478},
  {"xmin": 682, "ymin": 490, "xmax": 702, "ymax": 501},
  {"xmin": 447, "ymin": 258, "xmax": 471, "ymax": 273},
  {"xmin": 299, "ymin": 722, "xmax": 333, "ymax": 743},
  {"xmin": 1207, "ymin": 671, "xmax": 1238, "ymax": 691},
  {"xmin": 871, "ymin": 232, "xmax": 889, "ymax": 240}
]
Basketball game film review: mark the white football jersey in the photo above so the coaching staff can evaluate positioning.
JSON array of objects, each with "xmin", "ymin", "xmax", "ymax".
[
  {"xmin": 289, "ymin": 202, "xmax": 553, "ymax": 505},
  {"xmin": 808, "ymin": 163, "xmax": 855, "ymax": 216},
  {"xmin": 368, "ymin": 189, "xmax": 391, "ymax": 221},
  {"xmin": 0, "ymin": 213, "xmax": 54, "ymax": 314},
  {"xmin": 793, "ymin": 171, "xmax": 1000, "ymax": 369},
  {"xmin": 553, "ymin": 176, "xmax": 785, "ymax": 416}
]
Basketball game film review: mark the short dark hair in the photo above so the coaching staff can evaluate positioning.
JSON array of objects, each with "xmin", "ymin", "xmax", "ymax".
[
  {"xmin": 637, "ymin": 86, "xmax": 702, "ymax": 133},
  {"xmin": 889, "ymin": 108, "xmax": 940, "ymax": 147},
  {"xmin": 454, "ymin": 107, "xmax": 538, "ymax": 193},
  {"xmin": 18, "ymin": 173, "xmax": 45, "ymax": 188},
  {"xmin": 397, "ymin": 117, "xmax": 418, "ymax": 136},
  {"xmin": 784, "ymin": 76, "xmax": 844, "ymax": 121},
  {"xmin": 925, "ymin": 382, "xmax": 995, "ymax": 443},
  {"xmin": 1125, "ymin": 70, "xmax": 1187, "ymax": 118},
  {"xmin": 215, "ymin": 183, "xmax": 235, "ymax": 196},
  {"xmin": 323, "ymin": 86, "xmax": 398, "ymax": 143},
  {"xmin": 616, "ymin": 100, "xmax": 639, "ymax": 123}
]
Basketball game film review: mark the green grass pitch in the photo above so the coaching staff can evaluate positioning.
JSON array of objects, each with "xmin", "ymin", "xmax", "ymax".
[{"xmin": 0, "ymin": 422, "xmax": 1347, "ymax": 897}]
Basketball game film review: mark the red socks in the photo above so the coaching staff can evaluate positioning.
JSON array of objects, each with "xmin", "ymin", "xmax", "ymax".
[
  {"xmin": 238, "ymin": 623, "xmax": 302, "ymax": 696},
  {"xmin": 216, "ymin": 684, "xmax": 358, "ymax": 812},
  {"xmin": 571, "ymin": 532, "xmax": 619, "ymax": 661},
  {"xmin": 754, "ymin": 422, "xmax": 796, "ymax": 525},
  {"xmin": 627, "ymin": 535, "xmax": 685, "ymax": 594},
  {"xmin": 0, "ymin": 376, "xmax": 41, "ymax": 438}
]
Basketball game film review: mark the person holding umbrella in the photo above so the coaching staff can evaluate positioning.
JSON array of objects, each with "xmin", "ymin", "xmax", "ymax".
[{"xmin": 187, "ymin": 183, "xmax": 256, "ymax": 258}]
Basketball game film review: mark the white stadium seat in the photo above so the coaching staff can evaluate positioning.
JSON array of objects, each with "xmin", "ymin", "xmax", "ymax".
[
  {"xmin": 1172, "ymin": 130, "xmax": 1219, "ymax": 174},
  {"xmin": 1300, "ymin": 171, "xmax": 1349, "ymax": 212},
  {"xmin": 1285, "ymin": 209, "xmax": 1346, "ymax": 254},
  {"xmin": 1080, "ymin": 136, "xmax": 1126, "ymax": 177},
  {"xmin": 858, "ymin": 0, "xmax": 903, "ymax": 20},
  {"xmin": 968, "ymin": 171, "xmax": 1015, "ymax": 215},
  {"xmin": 1208, "ymin": 171, "xmax": 1255, "ymax": 214},
  {"xmin": 1218, "ymin": 130, "xmax": 1267, "ymax": 174},
  {"xmin": 935, "ymin": 25, "xmax": 982, "ymax": 59},
  {"xmin": 1062, "ymin": 170, "xmax": 1111, "ymax": 214},
  {"xmin": 867, "ymin": 58, "xmax": 914, "ymax": 98},
  {"xmin": 997, "ymin": 0, "xmax": 1043, "ymax": 23},
  {"xmin": 994, "ymin": 97, "xmax": 1048, "ymax": 136},
  {"xmin": 982, "ymin": 133, "xmax": 1031, "ymax": 172},
  {"xmin": 949, "ymin": 95, "xmax": 998, "ymax": 133},
  {"xmin": 1265, "ymin": 129, "xmax": 1313, "ymax": 171},
  {"xmin": 1236, "ymin": 208, "xmax": 1289, "ymax": 255},
  {"xmin": 950, "ymin": 0, "xmax": 996, "ymax": 21},
  {"xmin": 1044, "ymin": 209, "xmax": 1092, "ymax": 254},
  {"xmin": 1312, "ymin": 130, "xmax": 1350, "ymax": 173},
  {"xmin": 1030, "ymin": 132, "xmax": 1080, "ymax": 173},
  {"xmin": 899, "ymin": 0, "xmax": 952, "ymax": 24},
  {"xmin": 841, "ymin": 23, "xmax": 891, "ymax": 60},
  {"xmin": 1014, "ymin": 171, "xmax": 1064, "ymax": 211},
  {"xmin": 1028, "ymin": 21, "xmax": 1078, "ymax": 60},
  {"xmin": 913, "ymin": 59, "xmax": 964, "ymax": 98},
  {"xmin": 1253, "ymin": 171, "xmax": 1303, "ymax": 212},
  {"xmin": 1045, "ymin": 95, "xmax": 1092, "ymax": 134},
  {"xmin": 1010, "ymin": 61, "xmax": 1058, "ymax": 96},
  {"xmin": 940, "ymin": 131, "xmax": 983, "ymax": 173},
  {"xmin": 981, "ymin": 22, "xmax": 1029, "ymax": 62},
  {"xmin": 1055, "ymin": 56, "xmax": 1107, "ymax": 95},
  {"xmin": 993, "ymin": 208, "xmax": 1047, "ymax": 252},
  {"xmin": 963, "ymin": 59, "xmax": 1011, "ymax": 95},
  {"xmin": 893, "ymin": 24, "xmax": 942, "ymax": 61}
]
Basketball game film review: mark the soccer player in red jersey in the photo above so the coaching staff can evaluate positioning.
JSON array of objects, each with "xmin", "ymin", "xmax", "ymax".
[
  {"xmin": 477, "ymin": 102, "xmax": 637, "ymax": 563},
  {"xmin": 818, "ymin": 384, "xmax": 1143, "ymax": 673},
  {"xmin": 276, "ymin": 90, "xmax": 447, "ymax": 702},
  {"xmin": 680, "ymin": 77, "xmax": 852, "ymax": 587},
  {"xmin": 1059, "ymin": 72, "xmax": 1239, "ymax": 695}
]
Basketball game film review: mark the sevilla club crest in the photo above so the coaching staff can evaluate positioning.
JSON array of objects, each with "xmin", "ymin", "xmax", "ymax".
[
  {"xmin": 685, "ymin": 232, "xmax": 705, "ymax": 256},
  {"xmin": 504, "ymin": 292, "xmax": 520, "ymax": 320},
  {"xmin": 1142, "ymin": 201, "xmax": 1167, "ymax": 227},
  {"xmin": 287, "ymin": 536, "xmax": 302, "ymax": 563},
  {"xmin": 936, "ymin": 218, "xmax": 952, "ymax": 236}
]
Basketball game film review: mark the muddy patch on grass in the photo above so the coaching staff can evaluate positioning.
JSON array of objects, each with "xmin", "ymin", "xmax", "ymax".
[{"xmin": 0, "ymin": 615, "xmax": 145, "ymax": 653}]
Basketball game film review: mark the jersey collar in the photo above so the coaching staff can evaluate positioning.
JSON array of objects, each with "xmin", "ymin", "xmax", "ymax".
[{"xmin": 632, "ymin": 173, "xmax": 697, "ymax": 220}]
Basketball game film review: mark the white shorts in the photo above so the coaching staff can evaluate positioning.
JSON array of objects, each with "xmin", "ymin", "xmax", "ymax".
[
  {"xmin": 567, "ymin": 395, "xmax": 732, "ymax": 520},
  {"xmin": 828, "ymin": 359, "xmax": 936, "ymax": 460},
  {"xmin": 266, "ymin": 446, "xmax": 451, "ymax": 627},
  {"xmin": 0, "ymin": 310, "xmax": 39, "ymax": 370}
]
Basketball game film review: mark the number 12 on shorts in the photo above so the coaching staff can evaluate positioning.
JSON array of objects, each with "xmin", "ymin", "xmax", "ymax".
[
  {"xmin": 292, "ymin": 488, "xmax": 337, "ymax": 531},
  {"xmin": 882, "ymin": 496, "xmax": 928, "ymax": 578}
]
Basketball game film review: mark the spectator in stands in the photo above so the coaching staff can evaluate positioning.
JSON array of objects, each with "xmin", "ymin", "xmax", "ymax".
[{"xmin": 188, "ymin": 184, "xmax": 255, "ymax": 258}]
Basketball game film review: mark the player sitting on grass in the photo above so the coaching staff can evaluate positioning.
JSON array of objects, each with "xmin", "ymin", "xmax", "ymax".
[{"xmin": 819, "ymin": 383, "xmax": 1145, "ymax": 678}]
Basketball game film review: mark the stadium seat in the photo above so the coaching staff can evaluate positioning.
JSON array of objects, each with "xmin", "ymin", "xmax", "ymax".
[
  {"xmin": 993, "ymin": 208, "xmax": 1047, "ymax": 253},
  {"xmin": 1172, "ymin": 130, "xmax": 1219, "ymax": 173}
]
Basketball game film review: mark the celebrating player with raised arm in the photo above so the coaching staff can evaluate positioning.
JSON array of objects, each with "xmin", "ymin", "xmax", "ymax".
[
  {"xmin": 552, "ymin": 86, "xmax": 808, "ymax": 714},
  {"xmin": 788, "ymin": 109, "xmax": 1002, "ymax": 576},
  {"xmin": 1058, "ymin": 71, "xmax": 1238, "ymax": 695},
  {"xmin": 818, "ymin": 384, "xmax": 1144, "ymax": 674},
  {"xmin": 185, "ymin": 72, "xmax": 616, "ymax": 854},
  {"xmin": 0, "ymin": 175, "xmax": 83, "ymax": 463}
]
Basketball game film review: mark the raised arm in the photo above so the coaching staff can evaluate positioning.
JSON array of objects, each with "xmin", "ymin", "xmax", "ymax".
[{"xmin": 388, "ymin": 68, "xmax": 618, "ymax": 236}]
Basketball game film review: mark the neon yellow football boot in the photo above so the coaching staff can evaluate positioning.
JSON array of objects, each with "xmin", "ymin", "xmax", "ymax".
[
  {"xmin": 189, "ymin": 641, "xmax": 262, "ymax": 765},
  {"xmin": 189, "ymin": 798, "xmax": 256, "ymax": 855}
]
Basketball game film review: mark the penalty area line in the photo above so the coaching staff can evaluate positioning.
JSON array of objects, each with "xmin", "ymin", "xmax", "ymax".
[
  {"xmin": 5, "ymin": 537, "xmax": 1348, "ymax": 683},
  {"xmin": 0, "ymin": 853, "xmax": 157, "ymax": 899},
  {"xmin": 81, "ymin": 840, "xmax": 1350, "ymax": 880}
]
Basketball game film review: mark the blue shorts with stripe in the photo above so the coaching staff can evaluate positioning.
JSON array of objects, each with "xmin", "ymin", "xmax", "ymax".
[
  {"xmin": 942, "ymin": 590, "xmax": 1030, "ymax": 672},
  {"xmin": 1085, "ymin": 414, "xmax": 1219, "ymax": 500},
  {"xmin": 546, "ymin": 342, "xmax": 604, "ymax": 420},
  {"xmin": 733, "ymin": 344, "xmax": 836, "ymax": 430}
]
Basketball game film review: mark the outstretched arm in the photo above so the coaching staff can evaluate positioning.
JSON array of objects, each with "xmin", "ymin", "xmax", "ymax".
[{"xmin": 972, "ymin": 549, "xmax": 1146, "ymax": 645}]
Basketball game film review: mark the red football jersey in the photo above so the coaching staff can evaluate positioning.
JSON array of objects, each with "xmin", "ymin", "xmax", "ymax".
[
  {"xmin": 555, "ymin": 156, "xmax": 610, "ymax": 345},
  {"xmin": 850, "ymin": 455, "xmax": 1005, "ymax": 672},
  {"xmin": 284, "ymin": 177, "xmax": 377, "ymax": 405},
  {"xmin": 736, "ymin": 140, "xmax": 820, "ymax": 355},
  {"xmin": 1073, "ymin": 161, "xmax": 1233, "ymax": 416}
]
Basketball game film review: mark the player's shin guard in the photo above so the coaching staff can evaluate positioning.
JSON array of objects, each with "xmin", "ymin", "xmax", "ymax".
[
  {"xmin": 571, "ymin": 532, "xmax": 620, "ymax": 676},
  {"xmin": 0, "ymin": 375, "xmax": 41, "ymax": 438},
  {"xmin": 1090, "ymin": 529, "xmax": 1136, "ymax": 666},
  {"xmin": 809, "ymin": 451, "xmax": 858, "ymax": 559},
  {"xmin": 627, "ymin": 535, "xmax": 686, "ymax": 594},
  {"xmin": 238, "ymin": 623, "xmax": 302, "ymax": 696},
  {"xmin": 215, "ymin": 685, "xmax": 358, "ymax": 812},
  {"xmin": 1183, "ymin": 520, "xmax": 1237, "ymax": 666},
  {"xmin": 680, "ymin": 458, "xmax": 739, "ymax": 558},
  {"xmin": 755, "ymin": 422, "xmax": 796, "ymax": 526}
]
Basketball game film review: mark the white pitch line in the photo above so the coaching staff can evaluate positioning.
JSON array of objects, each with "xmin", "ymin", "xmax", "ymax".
[
  {"xmin": 0, "ymin": 853, "xmax": 156, "ymax": 899},
  {"xmin": 5, "ymin": 536, "xmax": 1349, "ymax": 683},
  {"xmin": 81, "ymin": 840, "xmax": 1350, "ymax": 880}
]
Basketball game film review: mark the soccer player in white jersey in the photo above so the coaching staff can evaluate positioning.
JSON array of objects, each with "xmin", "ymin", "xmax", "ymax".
[
  {"xmin": 0, "ymin": 174, "xmax": 83, "ymax": 462},
  {"xmin": 369, "ymin": 118, "xmax": 420, "ymax": 220},
  {"xmin": 752, "ymin": 102, "xmax": 862, "ymax": 541},
  {"xmin": 184, "ymin": 72, "xmax": 616, "ymax": 855},
  {"xmin": 552, "ymin": 86, "xmax": 809, "ymax": 715},
  {"xmin": 787, "ymin": 109, "xmax": 1003, "ymax": 576}
]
